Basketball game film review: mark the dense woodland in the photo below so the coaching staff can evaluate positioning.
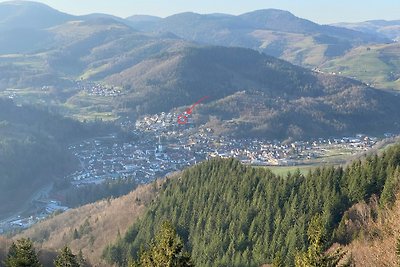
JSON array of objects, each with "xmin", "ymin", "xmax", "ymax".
[
  {"xmin": 0, "ymin": 99, "xmax": 115, "ymax": 216},
  {"xmin": 104, "ymin": 144, "xmax": 400, "ymax": 266}
]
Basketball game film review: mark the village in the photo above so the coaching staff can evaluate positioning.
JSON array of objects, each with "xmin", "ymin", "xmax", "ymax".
[
  {"xmin": 0, "ymin": 111, "xmax": 393, "ymax": 234},
  {"xmin": 69, "ymin": 112, "xmax": 384, "ymax": 187},
  {"xmin": 74, "ymin": 80, "xmax": 123, "ymax": 97}
]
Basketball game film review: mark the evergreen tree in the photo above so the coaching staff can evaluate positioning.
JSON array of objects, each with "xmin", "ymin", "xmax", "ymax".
[
  {"xmin": 381, "ymin": 166, "xmax": 400, "ymax": 207},
  {"xmin": 54, "ymin": 246, "xmax": 80, "ymax": 267},
  {"xmin": 4, "ymin": 238, "xmax": 42, "ymax": 267},
  {"xmin": 272, "ymin": 252, "xmax": 284, "ymax": 267},
  {"xmin": 295, "ymin": 216, "xmax": 351, "ymax": 267},
  {"xmin": 138, "ymin": 221, "xmax": 193, "ymax": 267}
]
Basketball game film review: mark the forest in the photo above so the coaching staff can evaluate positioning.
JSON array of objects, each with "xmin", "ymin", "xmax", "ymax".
[{"xmin": 104, "ymin": 144, "xmax": 400, "ymax": 266}]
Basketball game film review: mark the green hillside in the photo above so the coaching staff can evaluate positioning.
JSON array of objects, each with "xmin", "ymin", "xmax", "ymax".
[
  {"xmin": 320, "ymin": 43, "xmax": 400, "ymax": 91},
  {"xmin": 104, "ymin": 145, "xmax": 400, "ymax": 266}
]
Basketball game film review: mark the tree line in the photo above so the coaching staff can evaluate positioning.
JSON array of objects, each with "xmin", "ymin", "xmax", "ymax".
[
  {"xmin": 104, "ymin": 144, "xmax": 400, "ymax": 266},
  {"xmin": 1, "ymin": 238, "xmax": 87, "ymax": 267}
]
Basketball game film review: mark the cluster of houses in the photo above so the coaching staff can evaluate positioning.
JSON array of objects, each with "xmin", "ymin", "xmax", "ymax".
[
  {"xmin": 67, "ymin": 132, "xmax": 202, "ymax": 186},
  {"xmin": 74, "ymin": 81, "xmax": 122, "ymax": 96},
  {"xmin": 134, "ymin": 112, "xmax": 182, "ymax": 132},
  {"xmin": 132, "ymin": 112, "xmax": 381, "ymax": 166},
  {"xmin": 0, "ymin": 200, "xmax": 68, "ymax": 233},
  {"xmin": 207, "ymin": 135, "xmax": 378, "ymax": 165},
  {"xmin": 65, "ymin": 112, "xmax": 385, "ymax": 189}
]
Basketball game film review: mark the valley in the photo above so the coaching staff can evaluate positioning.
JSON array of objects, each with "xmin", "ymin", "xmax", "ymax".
[
  {"xmin": 0, "ymin": 1, "xmax": 400, "ymax": 267},
  {"xmin": 1, "ymin": 107, "xmax": 397, "ymax": 235}
]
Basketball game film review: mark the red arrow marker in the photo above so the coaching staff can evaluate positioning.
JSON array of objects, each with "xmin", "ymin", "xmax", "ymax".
[{"xmin": 177, "ymin": 96, "xmax": 209, "ymax": 125}]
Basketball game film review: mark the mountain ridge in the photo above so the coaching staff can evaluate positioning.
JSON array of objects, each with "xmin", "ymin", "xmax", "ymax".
[{"xmin": 126, "ymin": 8, "xmax": 390, "ymax": 67}]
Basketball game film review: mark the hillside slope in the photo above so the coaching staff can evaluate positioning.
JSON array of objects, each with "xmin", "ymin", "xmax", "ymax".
[
  {"xmin": 0, "ymin": 99, "xmax": 76, "ymax": 217},
  {"xmin": 13, "ymin": 144, "xmax": 400, "ymax": 266},
  {"xmin": 335, "ymin": 192, "xmax": 400, "ymax": 266},
  {"xmin": 320, "ymin": 43, "xmax": 400, "ymax": 91},
  {"xmin": 105, "ymin": 46, "xmax": 400, "ymax": 139},
  {"xmin": 103, "ymin": 144, "xmax": 400, "ymax": 266},
  {"xmin": 16, "ymin": 181, "xmax": 163, "ymax": 266},
  {"xmin": 0, "ymin": 98, "xmax": 113, "ymax": 218}
]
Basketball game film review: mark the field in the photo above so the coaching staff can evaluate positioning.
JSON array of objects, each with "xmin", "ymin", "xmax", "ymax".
[
  {"xmin": 258, "ymin": 148, "xmax": 348, "ymax": 175},
  {"xmin": 267, "ymin": 137, "xmax": 400, "ymax": 176},
  {"xmin": 321, "ymin": 44, "xmax": 400, "ymax": 90}
]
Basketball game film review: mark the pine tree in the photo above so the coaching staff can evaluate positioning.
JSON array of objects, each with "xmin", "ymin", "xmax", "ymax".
[
  {"xmin": 54, "ymin": 246, "xmax": 80, "ymax": 267},
  {"xmin": 138, "ymin": 221, "xmax": 193, "ymax": 267},
  {"xmin": 272, "ymin": 252, "xmax": 284, "ymax": 267},
  {"xmin": 4, "ymin": 238, "xmax": 42, "ymax": 267},
  {"xmin": 295, "ymin": 216, "xmax": 351, "ymax": 267}
]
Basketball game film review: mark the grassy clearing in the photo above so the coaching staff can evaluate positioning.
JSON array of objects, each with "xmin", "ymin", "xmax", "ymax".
[
  {"xmin": 260, "ymin": 146, "xmax": 363, "ymax": 176},
  {"xmin": 321, "ymin": 44, "xmax": 400, "ymax": 90}
]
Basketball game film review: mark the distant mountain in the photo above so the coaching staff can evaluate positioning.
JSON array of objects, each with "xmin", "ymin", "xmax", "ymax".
[
  {"xmin": 0, "ymin": 17, "xmax": 181, "ymax": 87},
  {"xmin": 126, "ymin": 14, "xmax": 161, "ymax": 22},
  {"xmin": 127, "ymin": 9, "xmax": 390, "ymax": 67},
  {"xmin": 333, "ymin": 20, "xmax": 400, "ymax": 41},
  {"xmin": 0, "ymin": 1, "xmax": 139, "ymax": 54},
  {"xmin": 0, "ymin": 1, "xmax": 76, "ymax": 53},
  {"xmin": 0, "ymin": 2, "xmax": 393, "ymax": 64},
  {"xmin": 0, "ymin": 0, "xmax": 74, "ymax": 30}
]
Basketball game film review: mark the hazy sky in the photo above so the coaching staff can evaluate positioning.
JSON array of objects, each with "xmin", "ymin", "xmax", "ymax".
[{"xmin": 4, "ymin": 0, "xmax": 400, "ymax": 24}]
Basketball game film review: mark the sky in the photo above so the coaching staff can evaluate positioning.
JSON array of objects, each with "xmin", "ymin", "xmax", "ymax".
[{"xmin": 3, "ymin": 0, "xmax": 400, "ymax": 24}]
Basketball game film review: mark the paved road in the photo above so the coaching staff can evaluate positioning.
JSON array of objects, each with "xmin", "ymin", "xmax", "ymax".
[{"xmin": 0, "ymin": 182, "xmax": 53, "ymax": 224}]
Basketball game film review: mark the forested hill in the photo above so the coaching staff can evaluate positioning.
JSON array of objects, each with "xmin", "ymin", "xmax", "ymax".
[
  {"xmin": 104, "ymin": 144, "xmax": 400, "ymax": 266},
  {"xmin": 0, "ymin": 98, "xmax": 97, "ymax": 142},
  {"xmin": 0, "ymin": 99, "xmax": 112, "ymax": 217},
  {"xmin": 106, "ymin": 46, "xmax": 400, "ymax": 139}
]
